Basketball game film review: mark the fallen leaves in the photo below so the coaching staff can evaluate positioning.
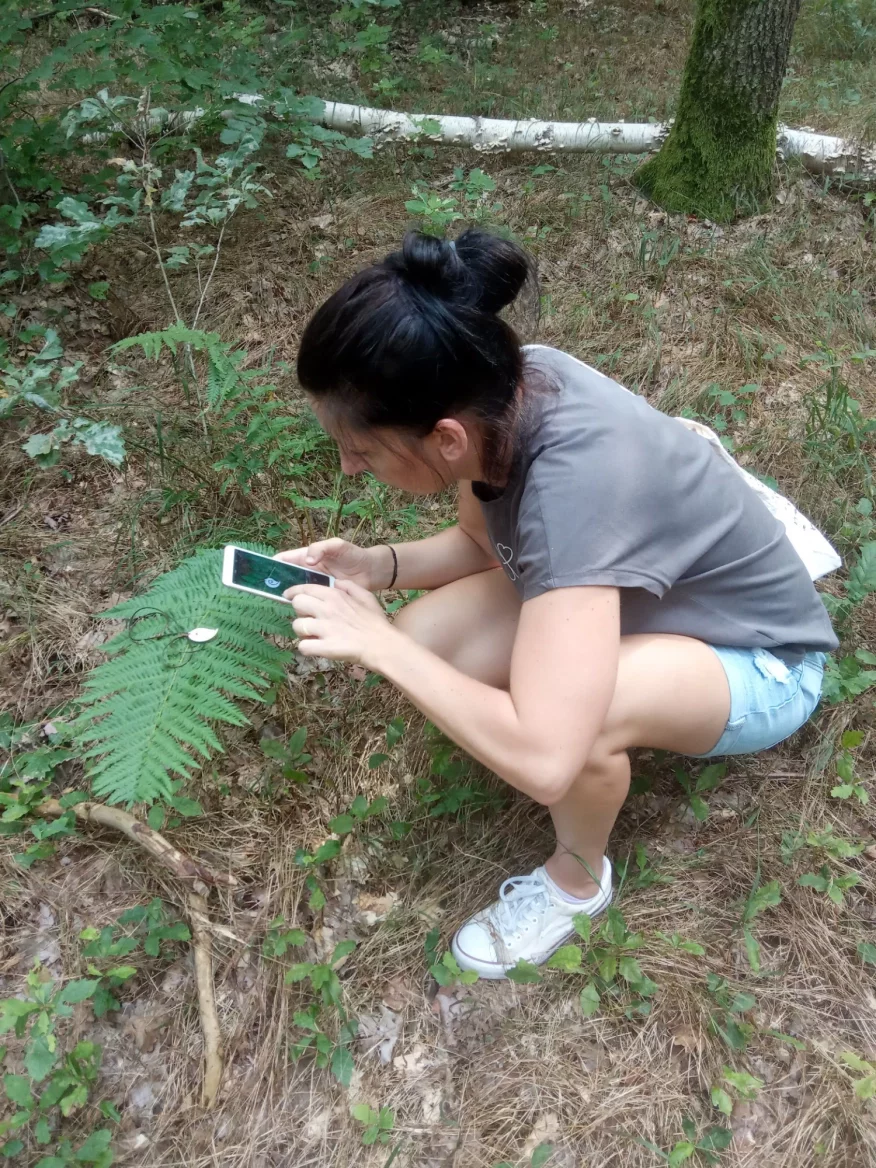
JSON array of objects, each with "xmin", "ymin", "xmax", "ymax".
[{"xmin": 357, "ymin": 1005, "xmax": 402, "ymax": 1064}]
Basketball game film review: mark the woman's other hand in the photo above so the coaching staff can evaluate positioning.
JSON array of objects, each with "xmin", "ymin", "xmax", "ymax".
[
  {"xmin": 285, "ymin": 579, "xmax": 398, "ymax": 666},
  {"xmin": 274, "ymin": 539, "xmax": 393, "ymax": 592}
]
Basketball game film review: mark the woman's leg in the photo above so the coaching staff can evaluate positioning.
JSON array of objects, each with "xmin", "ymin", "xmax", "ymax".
[
  {"xmin": 544, "ymin": 634, "xmax": 729, "ymax": 897},
  {"xmin": 394, "ymin": 573, "xmax": 731, "ymax": 896},
  {"xmin": 393, "ymin": 566, "xmax": 521, "ymax": 689}
]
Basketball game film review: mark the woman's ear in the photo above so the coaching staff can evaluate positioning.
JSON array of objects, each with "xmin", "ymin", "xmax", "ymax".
[{"xmin": 429, "ymin": 418, "xmax": 470, "ymax": 464}]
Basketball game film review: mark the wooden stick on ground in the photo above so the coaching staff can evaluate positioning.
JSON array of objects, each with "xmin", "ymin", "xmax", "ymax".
[
  {"xmin": 38, "ymin": 797, "xmax": 227, "ymax": 1108},
  {"xmin": 37, "ymin": 798, "xmax": 237, "ymax": 887},
  {"xmin": 188, "ymin": 890, "xmax": 223, "ymax": 1108}
]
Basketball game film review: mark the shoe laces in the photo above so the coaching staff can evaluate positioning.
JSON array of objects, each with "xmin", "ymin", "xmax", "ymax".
[{"xmin": 492, "ymin": 873, "xmax": 552, "ymax": 935}]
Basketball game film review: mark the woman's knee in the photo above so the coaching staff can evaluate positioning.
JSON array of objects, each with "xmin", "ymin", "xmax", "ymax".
[
  {"xmin": 392, "ymin": 570, "xmax": 520, "ymax": 685},
  {"xmin": 551, "ymin": 739, "xmax": 630, "ymax": 806},
  {"xmin": 392, "ymin": 590, "xmax": 451, "ymax": 656}
]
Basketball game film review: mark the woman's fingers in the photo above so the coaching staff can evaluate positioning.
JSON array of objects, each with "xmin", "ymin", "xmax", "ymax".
[
  {"xmin": 292, "ymin": 615, "xmax": 331, "ymax": 639},
  {"xmin": 283, "ymin": 583, "xmax": 334, "ymax": 606},
  {"xmin": 273, "ymin": 548, "xmax": 309, "ymax": 565},
  {"xmin": 276, "ymin": 538, "xmax": 346, "ymax": 567}
]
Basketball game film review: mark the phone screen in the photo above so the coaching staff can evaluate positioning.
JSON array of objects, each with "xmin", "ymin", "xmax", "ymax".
[{"xmin": 229, "ymin": 548, "xmax": 331, "ymax": 598}]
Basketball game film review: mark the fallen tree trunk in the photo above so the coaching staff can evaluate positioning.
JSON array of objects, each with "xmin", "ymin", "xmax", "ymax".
[
  {"xmin": 317, "ymin": 101, "xmax": 875, "ymax": 179},
  {"xmin": 85, "ymin": 98, "xmax": 876, "ymax": 181}
]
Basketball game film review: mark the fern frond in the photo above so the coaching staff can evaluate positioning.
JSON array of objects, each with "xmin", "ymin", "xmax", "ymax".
[
  {"xmin": 72, "ymin": 548, "xmax": 293, "ymax": 806},
  {"xmin": 112, "ymin": 325, "xmax": 246, "ymax": 408}
]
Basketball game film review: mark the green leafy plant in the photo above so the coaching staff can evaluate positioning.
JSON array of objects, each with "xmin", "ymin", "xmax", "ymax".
[
  {"xmin": 404, "ymin": 185, "xmax": 463, "ymax": 234},
  {"xmin": 655, "ymin": 932, "xmax": 706, "ymax": 956},
  {"xmin": 617, "ymin": 844, "xmax": 674, "ymax": 890},
  {"xmin": 821, "ymin": 648, "xmax": 876, "ymax": 704},
  {"xmin": 425, "ymin": 929, "xmax": 478, "ymax": 987},
  {"xmin": 710, "ymin": 1066, "xmax": 764, "ymax": 1116},
  {"xmin": 290, "ymin": 1005, "xmax": 358, "ymax": 1088},
  {"xmin": 637, "ymin": 1117, "xmax": 732, "ymax": 1166},
  {"xmin": 0, "ymin": 327, "xmax": 124, "ymax": 469},
  {"xmin": 77, "ymin": 899, "xmax": 189, "ymax": 1016},
  {"xmin": 449, "ymin": 167, "xmax": 502, "ymax": 221},
  {"xmin": 0, "ymin": 966, "xmax": 114, "ymax": 1163},
  {"xmin": 839, "ymin": 1051, "xmax": 876, "ymax": 1101},
  {"xmin": 329, "ymin": 794, "xmax": 390, "ymax": 837},
  {"xmin": 675, "ymin": 763, "xmax": 727, "ymax": 822},
  {"xmin": 71, "ymin": 548, "xmax": 293, "ymax": 806},
  {"xmin": 261, "ymin": 728, "xmax": 313, "ymax": 789},
  {"xmin": 285, "ymin": 940, "xmax": 359, "ymax": 1086},
  {"xmin": 144, "ymin": 783, "xmax": 203, "ymax": 831},
  {"xmin": 797, "ymin": 865, "xmax": 859, "ymax": 905},
  {"xmin": 687, "ymin": 382, "xmax": 759, "ymax": 453},
  {"xmin": 739, "ymin": 879, "xmax": 782, "ymax": 972},
  {"xmin": 706, "ymin": 975, "xmax": 757, "ymax": 1052},
  {"xmin": 351, "ymin": 1102, "xmax": 395, "ymax": 1146},
  {"xmin": 113, "ymin": 326, "xmax": 330, "ymax": 500},
  {"xmin": 830, "ymin": 730, "xmax": 869, "ymax": 804},
  {"xmin": 822, "ymin": 540, "xmax": 876, "ymax": 628},
  {"xmin": 262, "ymin": 918, "xmax": 307, "ymax": 960},
  {"xmin": 527, "ymin": 906, "xmax": 658, "ymax": 1018},
  {"xmin": 781, "ymin": 824, "xmax": 867, "ymax": 865},
  {"xmin": 415, "ymin": 725, "xmax": 505, "ymax": 818},
  {"xmin": 803, "ymin": 345, "xmax": 875, "ymax": 498},
  {"xmin": 0, "ymin": 737, "xmax": 82, "ymax": 869}
]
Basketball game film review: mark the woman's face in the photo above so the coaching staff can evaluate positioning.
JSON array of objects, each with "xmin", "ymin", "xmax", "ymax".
[{"xmin": 309, "ymin": 398, "xmax": 477, "ymax": 494}]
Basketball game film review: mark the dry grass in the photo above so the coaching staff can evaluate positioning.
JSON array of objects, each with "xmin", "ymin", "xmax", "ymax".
[{"xmin": 3, "ymin": 1, "xmax": 876, "ymax": 1165}]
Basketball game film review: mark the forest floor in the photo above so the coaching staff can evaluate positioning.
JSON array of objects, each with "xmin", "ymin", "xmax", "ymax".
[{"xmin": 2, "ymin": 1, "xmax": 876, "ymax": 1166}]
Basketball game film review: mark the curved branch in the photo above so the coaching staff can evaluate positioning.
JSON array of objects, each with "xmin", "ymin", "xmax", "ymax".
[
  {"xmin": 37, "ymin": 798, "xmax": 236, "ymax": 887},
  {"xmin": 38, "ymin": 797, "xmax": 228, "ymax": 1108}
]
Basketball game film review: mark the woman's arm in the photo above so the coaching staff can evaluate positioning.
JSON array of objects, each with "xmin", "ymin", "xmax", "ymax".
[
  {"xmin": 287, "ymin": 580, "xmax": 620, "ymax": 805},
  {"xmin": 374, "ymin": 482, "xmax": 498, "ymax": 590},
  {"xmin": 278, "ymin": 483, "xmax": 498, "ymax": 592}
]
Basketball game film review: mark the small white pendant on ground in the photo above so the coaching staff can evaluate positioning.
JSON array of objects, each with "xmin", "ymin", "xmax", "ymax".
[{"xmin": 187, "ymin": 627, "xmax": 219, "ymax": 643}]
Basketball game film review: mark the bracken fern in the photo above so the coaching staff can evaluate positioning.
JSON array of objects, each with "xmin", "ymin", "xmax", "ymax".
[{"xmin": 73, "ymin": 549, "xmax": 293, "ymax": 806}]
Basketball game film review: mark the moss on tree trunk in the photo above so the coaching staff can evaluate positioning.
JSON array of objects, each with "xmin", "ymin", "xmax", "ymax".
[{"xmin": 636, "ymin": 0, "xmax": 803, "ymax": 221}]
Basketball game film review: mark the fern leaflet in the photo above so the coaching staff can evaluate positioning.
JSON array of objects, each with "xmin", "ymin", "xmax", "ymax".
[{"xmin": 72, "ymin": 549, "xmax": 293, "ymax": 806}]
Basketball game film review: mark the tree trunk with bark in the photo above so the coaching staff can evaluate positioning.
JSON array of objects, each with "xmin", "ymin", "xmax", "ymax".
[{"xmin": 636, "ymin": 0, "xmax": 804, "ymax": 221}]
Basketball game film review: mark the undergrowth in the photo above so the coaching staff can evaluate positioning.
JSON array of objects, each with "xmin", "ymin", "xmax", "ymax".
[{"xmin": 1, "ymin": 0, "xmax": 875, "ymax": 1165}]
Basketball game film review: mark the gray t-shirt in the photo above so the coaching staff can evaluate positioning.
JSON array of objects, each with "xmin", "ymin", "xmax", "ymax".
[{"xmin": 473, "ymin": 346, "xmax": 838, "ymax": 662}]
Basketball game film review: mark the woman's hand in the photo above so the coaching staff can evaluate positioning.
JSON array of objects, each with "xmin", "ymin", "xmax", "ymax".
[
  {"xmin": 274, "ymin": 538, "xmax": 392, "ymax": 592},
  {"xmin": 285, "ymin": 579, "xmax": 399, "ymax": 667}
]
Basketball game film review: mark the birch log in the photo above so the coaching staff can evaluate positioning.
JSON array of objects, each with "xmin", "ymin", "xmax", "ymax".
[
  {"xmin": 316, "ymin": 101, "xmax": 875, "ymax": 178},
  {"xmin": 84, "ymin": 97, "xmax": 876, "ymax": 180}
]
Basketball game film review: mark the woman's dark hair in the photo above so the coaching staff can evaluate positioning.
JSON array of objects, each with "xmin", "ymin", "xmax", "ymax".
[{"xmin": 296, "ymin": 228, "xmax": 538, "ymax": 480}]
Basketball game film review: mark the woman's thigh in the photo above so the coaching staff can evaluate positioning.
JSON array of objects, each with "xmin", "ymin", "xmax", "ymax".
[
  {"xmin": 395, "ymin": 576, "xmax": 731, "ymax": 757},
  {"xmin": 601, "ymin": 634, "xmax": 731, "ymax": 757}
]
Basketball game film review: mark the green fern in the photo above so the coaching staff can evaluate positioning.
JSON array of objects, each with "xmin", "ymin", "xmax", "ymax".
[
  {"xmin": 112, "ymin": 324, "xmax": 245, "ymax": 406},
  {"xmin": 72, "ymin": 549, "xmax": 293, "ymax": 806}
]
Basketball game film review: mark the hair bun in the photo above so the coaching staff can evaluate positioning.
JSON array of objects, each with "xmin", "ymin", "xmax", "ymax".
[
  {"xmin": 453, "ymin": 227, "xmax": 534, "ymax": 315},
  {"xmin": 389, "ymin": 233, "xmax": 463, "ymax": 300},
  {"xmin": 386, "ymin": 228, "xmax": 535, "ymax": 316}
]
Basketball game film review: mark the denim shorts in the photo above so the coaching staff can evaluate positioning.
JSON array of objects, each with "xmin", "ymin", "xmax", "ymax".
[{"xmin": 691, "ymin": 646, "xmax": 827, "ymax": 758}]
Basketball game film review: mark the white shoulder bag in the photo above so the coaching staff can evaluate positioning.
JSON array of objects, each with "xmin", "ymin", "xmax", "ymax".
[{"xmin": 674, "ymin": 417, "xmax": 842, "ymax": 582}]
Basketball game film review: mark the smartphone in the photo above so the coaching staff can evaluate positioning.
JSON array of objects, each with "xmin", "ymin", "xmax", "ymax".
[{"xmin": 221, "ymin": 545, "xmax": 335, "ymax": 603}]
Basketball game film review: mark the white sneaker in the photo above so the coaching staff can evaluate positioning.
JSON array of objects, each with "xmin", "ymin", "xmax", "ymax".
[{"xmin": 451, "ymin": 857, "xmax": 613, "ymax": 980}]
